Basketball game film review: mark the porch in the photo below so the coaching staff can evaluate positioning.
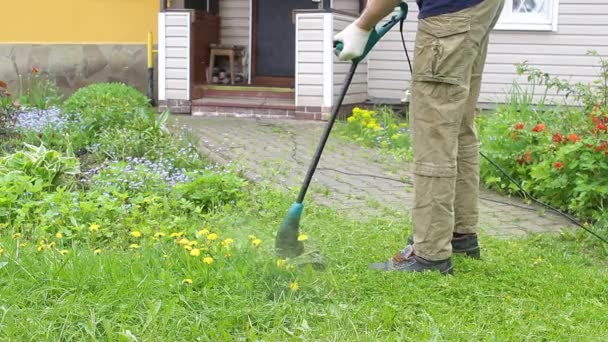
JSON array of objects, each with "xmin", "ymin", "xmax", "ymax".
[{"xmin": 157, "ymin": 0, "xmax": 369, "ymax": 120}]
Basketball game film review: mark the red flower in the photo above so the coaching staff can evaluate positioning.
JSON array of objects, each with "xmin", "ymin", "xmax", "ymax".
[
  {"xmin": 597, "ymin": 121, "xmax": 606, "ymax": 131},
  {"xmin": 524, "ymin": 151, "xmax": 532, "ymax": 162},
  {"xmin": 514, "ymin": 122, "xmax": 524, "ymax": 130},
  {"xmin": 567, "ymin": 133, "xmax": 581, "ymax": 143},
  {"xmin": 554, "ymin": 161, "xmax": 564, "ymax": 169},
  {"xmin": 595, "ymin": 141, "xmax": 608, "ymax": 153},
  {"xmin": 552, "ymin": 133, "xmax": 564, "ymax": 143},
  {"xmin": 31, "ymin": 67, "xmax": 40, "ymax": 74},
  {"xmin": 532, "ymin": 123, "xmax": 545, "ymax": 132}
]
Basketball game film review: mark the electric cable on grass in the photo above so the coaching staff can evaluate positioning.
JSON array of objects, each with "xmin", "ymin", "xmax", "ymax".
[{"xmin": 398, "ymin": 20, "xmax": 608, "ymax": 244}]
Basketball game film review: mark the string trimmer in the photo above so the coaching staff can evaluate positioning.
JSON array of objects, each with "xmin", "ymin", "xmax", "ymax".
[{"xmin": 274, "ymin": 2, "xmax": 409, "ymax": 267}]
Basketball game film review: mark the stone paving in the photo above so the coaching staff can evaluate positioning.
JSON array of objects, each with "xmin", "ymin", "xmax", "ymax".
[{"xmin": 177, "ymin": 115, "xmax": 576, "ymax": 237}]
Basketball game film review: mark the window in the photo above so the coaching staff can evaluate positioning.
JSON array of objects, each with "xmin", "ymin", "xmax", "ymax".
[{"xmin": 495, "ymin": 0, "xmax": 559, "ymax": 31}]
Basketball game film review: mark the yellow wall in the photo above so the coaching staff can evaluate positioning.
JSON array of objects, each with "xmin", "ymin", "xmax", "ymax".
[{"xmin": 1, "ymin": 0, "xmax": 159, "ymax": 44}]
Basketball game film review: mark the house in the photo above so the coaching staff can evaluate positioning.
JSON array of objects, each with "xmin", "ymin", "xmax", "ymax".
[
  {"xmin": 158, "ymin": 0, "xmax": 607, "ymax": 119},
  {"xmin": 0, "ymin": 1, "xmax": 160, "ymax": 95},
  {"xmin": 1, "ymin": 1, "xmax": 603, "ymax": 117}
]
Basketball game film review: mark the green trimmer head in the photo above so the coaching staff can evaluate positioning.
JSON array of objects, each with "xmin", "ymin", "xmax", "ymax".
[{"xmin": 275, "ymin": 203, "xmax": 326, "ymax": 270}]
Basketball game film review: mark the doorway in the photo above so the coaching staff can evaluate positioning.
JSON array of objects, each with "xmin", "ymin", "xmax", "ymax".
[{"xmin": 251, "ymin": 0, "xmax": 318, "ymax": 87}]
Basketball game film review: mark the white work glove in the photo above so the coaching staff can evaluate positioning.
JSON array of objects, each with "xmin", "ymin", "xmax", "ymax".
[{"xmin": 333, "ymin": 22, "xmax": 372, "ymax": 61}]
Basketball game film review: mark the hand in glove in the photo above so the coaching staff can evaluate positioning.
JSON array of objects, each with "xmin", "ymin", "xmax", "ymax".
[{"xmin": 333, "ymin": 22, "xmax": 372, "ymax": 61}]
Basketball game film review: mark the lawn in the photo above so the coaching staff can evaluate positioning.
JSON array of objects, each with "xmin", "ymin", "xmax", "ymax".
[{"xmin": 1, "ymin": 70, "xmax": 607, "ymax": 341}]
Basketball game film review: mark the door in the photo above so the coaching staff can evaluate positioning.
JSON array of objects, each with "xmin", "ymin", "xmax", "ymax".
[{"xmin": 252, "ymin": 0, "xmax": 318, "ymax": 87}]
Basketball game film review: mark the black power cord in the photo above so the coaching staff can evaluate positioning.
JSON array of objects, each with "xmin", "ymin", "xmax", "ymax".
[{"xmin": 398, "ymin": 18, "xmax": 608, "ymax": 244}]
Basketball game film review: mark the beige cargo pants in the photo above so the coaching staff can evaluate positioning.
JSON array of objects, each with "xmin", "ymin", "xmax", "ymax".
[{"xmin": 409, "ymin": 0, "xmax": 505, "ymax": 261}]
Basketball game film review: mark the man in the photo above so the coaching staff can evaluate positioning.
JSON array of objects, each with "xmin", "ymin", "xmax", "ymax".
[{"xmin": 334, "ymin": 0, "xmax": 505, "ymax": 275}]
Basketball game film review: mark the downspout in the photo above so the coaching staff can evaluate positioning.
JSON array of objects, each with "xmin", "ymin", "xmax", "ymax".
[{"xmin": 160, "ymin": 0, "xmax": 167, "ymax": 11}]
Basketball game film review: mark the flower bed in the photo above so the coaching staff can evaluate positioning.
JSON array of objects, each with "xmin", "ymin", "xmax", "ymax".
[
  {"xmin": 479, "ymin": 55, "xmax": 608, "ymax": 228},
  {"xmin": 337, "ymin": 106, "xmax": 413, "ymax": 161}
]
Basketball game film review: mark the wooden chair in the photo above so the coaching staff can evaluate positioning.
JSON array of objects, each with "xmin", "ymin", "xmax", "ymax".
[{"xmin": 208, "ymin": 44, "xmax": 245, "ymax": 84}]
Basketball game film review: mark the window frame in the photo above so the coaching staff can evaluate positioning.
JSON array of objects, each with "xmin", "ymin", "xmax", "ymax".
[{"xmin": 494, "ymin": 0, "xmax": 559, "ymax": 32}]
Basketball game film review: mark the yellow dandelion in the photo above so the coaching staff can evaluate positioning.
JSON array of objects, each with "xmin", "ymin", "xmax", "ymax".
[
  {"xmin": 154, "ymin": 232, "xmax": 166, "ymax": 238},
  {"xmin": 289, "ymin": 281, "xmax": 299, "ymax": 292},
  {"xmin": 188, "ymin": 240, "xmax": 198, "ymax": 246},
  {"xmin": 248, "ymin": 235, "xmax": 257, "ymax": 240},
  {"xmin": 0, "ymin": 248, "xmax": 5, "ymax": 256},
  {"xmin": 183, "ymin": 245, "xmax": 193, "ymax": 251},
  {"xmin": 170, "ymin": 232, "xmax": 184, "ymax": 238},
  {"xmin": 37, "ymin": 244, "xmax": 45, "ymax": 252},
  {"xmin": 190, "ymin": 248, "xmax": 201, "ymax": 257},
  {"xmin": 55, "ymin": 232, "xmax": 63, "ymax": 239},
  {"xmin": 89, "ymin": 224, "xmax": 100, "ymax": 232},
  {"xmin": 297, "ymin": 234, "xmax": 308, "ymax": 241},
  {"xmin": 59, "ymin": 249, "xmax": 69, "ymax": 255},
  {"xmin": 252, "ymin": 238, "xmax": 262, "ymax": 248},
  {"xmin": 130, "ymin": 231, "xmax": 142, "ymax": 238},
  {"xmin": 207, "ymin": 233, "xmax": 218, "ymax": 241},
  {"xmin": 48, "ymin": 242, "xmax": 56, "ymax": 248},
  {"xmin": 182, "ymin": 278, "xmax": 193, "ymax": 285},
  {"xmin": 222, "ymin": 238, "xmax": 234, "ymax": 247},
  {"xmin": 12, "ymin": 233, "xmax": 21, "ymax": 239},
  {"xmin": 178, "ymin": 238, "xmax": 190, "ymax": 245},
  {"xmin": 129, "ymin": 244, "xmax": 140, "ymax": 249},
  {"xmin": 94, "ymin": 249, "xmax": 102, "ymax": 255},
  {"xmin": 276, "ymin": 259, "xmax": 287, "ymax": 268},
  {"xmin": 198, "ymin": 229, "xmax": 210, "ymax": 236},
  {"xmin": 203, "ymin": 256, "xmax": 214, "ymax": 265}
]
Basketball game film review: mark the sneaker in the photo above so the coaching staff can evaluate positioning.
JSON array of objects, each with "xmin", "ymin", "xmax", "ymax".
[
  {"xmin": 407, "ymin": 233, "xmax": 481, "ymax": 259},
  {"xmin": 369, "ymin": 245, "xmax": 454, "ymax": 275}
]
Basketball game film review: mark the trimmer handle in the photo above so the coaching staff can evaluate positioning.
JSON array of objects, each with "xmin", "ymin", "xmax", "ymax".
[{"xmin": 334, "ymin": 2, "xmax": 408, "ymax": 64}]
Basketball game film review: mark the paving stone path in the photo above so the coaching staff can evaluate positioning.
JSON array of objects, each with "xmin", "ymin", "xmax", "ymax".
[{"xmin": 177, "ymin": 116, "xmax": 575, "ymax": 237}]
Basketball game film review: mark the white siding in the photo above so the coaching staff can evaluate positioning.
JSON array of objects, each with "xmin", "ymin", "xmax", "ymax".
[
  {"xmin": 220, "ymin": 0, "xmax": 250, "ymax": 48},
  {"xmin": 296, "ymin": 14, "xmax": 325, "ymax": 106},
  {"xmin": 332, "ymin": 0, "xmax": 359, "ymax": 15},
  {"xmin": 159, "ymin": 11, "xmax": 191, "ymax": 101},
  {"xmin": 368, "ymin": 0, "xmax": 608, "ymax": 105},
  {"xmin": 334, "ymin": 14, "xmax": 367, "ymax": 105}
]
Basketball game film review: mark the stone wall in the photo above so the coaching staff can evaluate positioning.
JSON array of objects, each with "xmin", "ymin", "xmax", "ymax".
[{"xmin": 0, "ymin": 44, "xmax": 156, "ymax": 98}]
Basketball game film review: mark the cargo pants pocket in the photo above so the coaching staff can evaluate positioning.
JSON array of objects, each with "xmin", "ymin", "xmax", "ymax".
[{"xmin": 413, "ymin": 14, "xmax": 475, "ymax": 88}]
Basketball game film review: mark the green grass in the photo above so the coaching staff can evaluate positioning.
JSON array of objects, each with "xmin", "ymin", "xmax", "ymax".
[{"xmin": 1, "ymin": 188, "xmax": 607, "ymax": 341}]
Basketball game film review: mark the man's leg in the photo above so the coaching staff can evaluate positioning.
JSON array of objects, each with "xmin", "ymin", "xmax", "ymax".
[{"xmin": 454, "ymin": 1, "xmax": 505, "ymax": 236}]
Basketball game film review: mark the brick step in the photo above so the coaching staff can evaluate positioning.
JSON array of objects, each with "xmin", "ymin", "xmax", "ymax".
[{"xmin": 193, "ymin": 85, "xmax": 294, "ymax": 100}]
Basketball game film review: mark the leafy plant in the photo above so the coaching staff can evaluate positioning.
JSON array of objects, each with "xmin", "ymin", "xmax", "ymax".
[
  {"xmin": 0, "ymin": 143, "xmax": 80, "ymax": 190},
  {"xmin": 0, "ymin": 80, "xmax": 18, "ymax": 131},
  {"xmin": 338, "ymin": 106, "xmax": 413, "ymax": 161},
  {"xmin": 17, "ymin": 67, "xmax": 62, "ymax": 110},
  {"xmin": 170, "ymin": 171, "xmax": 248, "ymax": 212}
]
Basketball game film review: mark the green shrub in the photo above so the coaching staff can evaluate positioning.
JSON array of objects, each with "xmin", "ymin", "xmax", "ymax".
[
  {"xmin": 479, "ymin": 53, "xmax": 608, "ymax": 226},
  {"xmin": 62, "ymin": 83, "xmax": 151, "ymax": 143}
]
